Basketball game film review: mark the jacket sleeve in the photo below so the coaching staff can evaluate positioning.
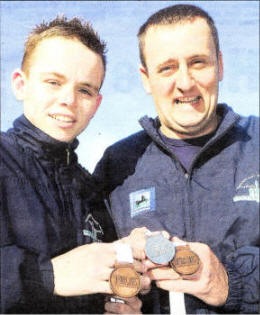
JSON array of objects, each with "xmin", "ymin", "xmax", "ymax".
[
  {"xmin": 0, "ymin": 245, "xmax": 54, "ymax": 312},
  {"xmin": 223, "ymin": 246, "xmax": 259, "ymax": 314},
  {"xmin": 0, "ymin": 191, "xmax": 54, "ymax": 313}
]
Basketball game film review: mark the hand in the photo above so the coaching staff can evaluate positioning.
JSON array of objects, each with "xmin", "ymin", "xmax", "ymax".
[
  {"xmin": 121, "ymin": 227, "xmax": 170, "ymax": 260},
  {"xmin": 147, "ymin": 237, "xmax": 229, "ymax": 307},
  {"xmin": 52, "ymin": 242, "xmax": 116, "ymax": 296},
  {"xmin": 132, "ymin": 259, "xmax": 151, "ymax": 294},
  {"xmin": 105, "ymin": 296, "xmax": 142, "ymax": 314}
]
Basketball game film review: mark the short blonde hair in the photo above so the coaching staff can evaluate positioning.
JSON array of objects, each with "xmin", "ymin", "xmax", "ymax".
[{"xmin": 22, "ymin": 15, "xmax": 107, "ymax": 76}]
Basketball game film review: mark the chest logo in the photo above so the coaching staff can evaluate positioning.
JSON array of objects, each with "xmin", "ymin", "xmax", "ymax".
[
  {"xmin": 83, "ymin": 213, "xmax": 104, "ymax": 242},
  {"xmin": 233, "ymin": 174, "xmax": 259, "ymax": 203},
  {"xmin": 129, "ymin": 187, "xmax": 155, "ymax": 218}
]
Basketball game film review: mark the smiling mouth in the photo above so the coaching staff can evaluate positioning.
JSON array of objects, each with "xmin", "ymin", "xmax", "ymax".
[
  {"xmin": 49, "ymin": 114, "xmax": 75, "ymax": 123},
  {"xmin": 175, "ymin": 96, "xmax": 201, "ymax": 105}
]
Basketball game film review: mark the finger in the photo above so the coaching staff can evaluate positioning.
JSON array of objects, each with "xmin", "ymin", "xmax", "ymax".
[
  {"xmin": 133, "ymin": 259, "xmax": 146, "ymax": 273},
  {"xmin": 100, "ymin": 267, "xmax": 114, "ymax": 281},
  {"xmin": 132, "ymin": 247, "xmax": 146, "ymax": 261},
  {"xmin": 161, "ymin": 230, "xmax": 170, "ymax": 239},
  {"xmin": 105, "ymin": 300, "xmax": 141, "ymax": 314},
  {"xmin": 139, "ymin": 274, "xmax": 151, "ymax": 293},
  {"xmin": 124, "ymin": 228, "xmax": 148, "ymax": 260},
  {"xmin": 171, "ymin": 236, "xmax": 187, "ymax": 244},
  {"xmin": 143, "ymin": 259, "xmax": 168, "ymax": 270},
  {"xmin": 156, "ymin": 279, "xmax": 199, "ymax": 294},
  {"xmin": 148, "ymin": 267, "xmax": 181, "ymax": 280},
  {"xmin": 118, "ymin": 296, "xmax": 142, "ymax": 311},
  {"xmin": 171, "ymin": 236, "xmax": 208, "ymax": 261},
  {"xmin": 91, "ymin": 280, "xmax": 113, "ymax": 295}
]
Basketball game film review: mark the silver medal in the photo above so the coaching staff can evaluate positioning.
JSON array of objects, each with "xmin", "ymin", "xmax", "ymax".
[{"xmin": 145, "ymin": 233, "xmax": 175, "ymax": 264}]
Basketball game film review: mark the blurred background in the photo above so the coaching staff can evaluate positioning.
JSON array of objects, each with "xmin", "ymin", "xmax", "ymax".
[{"xmin": 1, "ymin": 1, "xmax": 259, "ymax": 171}]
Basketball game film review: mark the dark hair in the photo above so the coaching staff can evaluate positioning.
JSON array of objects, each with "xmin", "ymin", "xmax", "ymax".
[
  {"xmin": 138, "ymin": 4, "xmax": 219, "ymax": 69},
  {"xmin": 22, "ymin": 15, "xmax": 107, "ymax": 76}
]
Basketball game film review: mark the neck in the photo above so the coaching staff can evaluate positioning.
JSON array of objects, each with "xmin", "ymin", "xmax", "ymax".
[{"xmin": 160, "ymin": 116, "xmax": 220, "ymax": 140}]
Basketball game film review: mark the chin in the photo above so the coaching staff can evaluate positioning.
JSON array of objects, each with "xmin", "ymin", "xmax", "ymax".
[{"xmin": 49, "ymin": 132, "xmax": 74, "ymax": 143}]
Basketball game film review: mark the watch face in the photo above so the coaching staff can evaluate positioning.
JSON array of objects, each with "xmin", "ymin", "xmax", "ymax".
[
  {"xmin": 145, "ymin": 234, "xmax": 175, "ymax": 264},
  {"xmin": 170, "ymin": 246, "xmax": 200, "ymax": 275},
  {"xmin": 110, "ymin": 264, "xmax": 140, "ymax": 298}
]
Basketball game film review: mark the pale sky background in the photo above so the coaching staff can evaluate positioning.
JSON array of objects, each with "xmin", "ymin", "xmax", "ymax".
[{"xmin": 1, "ymin": 1, "xmax": 259, "ymax": 172}]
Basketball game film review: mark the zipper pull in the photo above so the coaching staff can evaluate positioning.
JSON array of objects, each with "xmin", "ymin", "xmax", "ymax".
[{"xmin": 66, "ymin": 148, "xmax": 70, "ymax": 166}]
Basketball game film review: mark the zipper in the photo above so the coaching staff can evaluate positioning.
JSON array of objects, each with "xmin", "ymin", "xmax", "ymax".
[{"xmin": 66, "ymin": 148, "xmax": 70, "ymax": 166}]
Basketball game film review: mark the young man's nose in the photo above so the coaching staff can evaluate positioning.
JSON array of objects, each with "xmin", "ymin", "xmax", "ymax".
[{"xmin": 60, "ymin": 87, "xmax": 77, "ymax": 107}]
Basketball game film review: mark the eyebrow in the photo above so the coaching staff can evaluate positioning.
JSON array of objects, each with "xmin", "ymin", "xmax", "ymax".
[
  {"xmin": 41, "ymin": 72, "xmax": 100, "ymax": 92},
  {"xmin": 156, "ymin": 54, "xmax": 209, "ymax": 70},
  {"xmin": 156, "ymin": 58, "xmax": 177, "ymax": 71}
]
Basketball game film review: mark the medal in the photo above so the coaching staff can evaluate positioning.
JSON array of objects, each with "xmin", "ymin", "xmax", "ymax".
[
  {"xmin": 145, "ymin": 233, "xmax": 175, "ymax": 264},
  {"xmin": 170, "ymin": 245, "xmax": 200, "ymax": 275},
  {"xmin": 110, "ymin": 264, "xmax": 140, "ymax": 298},
  {"xmin": 110, "ymin": 243, "xmax": 140, "ymax": 298}
]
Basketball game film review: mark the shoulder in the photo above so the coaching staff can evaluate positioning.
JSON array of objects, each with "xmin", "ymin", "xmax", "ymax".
[
  {"xmin": 236, "ymin": 115, "xmax": 259, "ymax": 140},
  {"xmin": 103, "ymin": 130, "xmax": 152, "ymax": 160},
  {"xmin": 238, "ymin": 114, "xmax": 259, "ymax": 128},
  {"xmin": 0, "ymin": 131, "xmax": 28, "ymax": 178},
  {"xmin": 0, "ymin": 131, "xmax": 20, "ymax": 161},
  {"xmin": 93, "ymin": 130, "xmax": 152, "ymax": 192}
]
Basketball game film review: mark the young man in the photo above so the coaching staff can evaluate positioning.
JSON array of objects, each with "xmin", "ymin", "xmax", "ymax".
[
  {"xmin": 93, "ymin": 4, "xmax": 259, "ymax": 314},
  {"xmin": 0, "ymin": 16, "xmax": 148, "ymax": 313}
]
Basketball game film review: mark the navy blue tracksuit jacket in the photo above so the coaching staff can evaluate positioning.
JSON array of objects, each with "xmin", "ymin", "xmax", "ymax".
[
  {"xmin": 93, "ymin": 104, "xmax": 259, "ymax": 314},
  {"xmin": 0, "ymin": 115, "xmax": 116, "ymax": 313}
]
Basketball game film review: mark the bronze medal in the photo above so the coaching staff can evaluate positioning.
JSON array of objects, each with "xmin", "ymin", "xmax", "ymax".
[
  {"xmin": 170, "ymin": 245, "xmax": 200, "ymax": 275},
  {"xmin": 110, "ymin": 264, "xmax": 141, "ymax": 298}
]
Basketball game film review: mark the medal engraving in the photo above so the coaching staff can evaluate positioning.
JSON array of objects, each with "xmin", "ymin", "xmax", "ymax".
[
  {"xmin": 110, "ymin": 264, "xmax": 140, "ymax": 298},
  {"xmin": 170, "ymin": 245, "xmax": 200, "ymax": 275},
  {"xmin": 145, "ymin": 234, "xmax": 175, "ymax": 264}
]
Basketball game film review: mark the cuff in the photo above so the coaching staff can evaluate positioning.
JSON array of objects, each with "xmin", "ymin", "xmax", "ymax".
[
  {"xmin": 222, "ymin": 258, "xmax": 242, "ymax": 313},
  {"xmin": 39, "ymin": 255, "xmax": 55, "ymax": 294}
]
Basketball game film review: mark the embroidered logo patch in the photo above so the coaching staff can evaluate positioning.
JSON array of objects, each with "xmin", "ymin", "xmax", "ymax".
[
  {"xmin": 83, "ymin": 213, "xmax": 104, "ymax": 242},
  {"xmin": 233, "ymin": 174, "xmax": 259, "ymax": 203},
  {"xmin": 129, "ymin": 187, "xmax": 156, "ymax": 218}
]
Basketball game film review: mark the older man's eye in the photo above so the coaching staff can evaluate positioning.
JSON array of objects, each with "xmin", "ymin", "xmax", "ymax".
[
  {"xmin": 191, "ymin": 59, "xmax": 206, "ymax": 68},
  {"xmin": 47, "ymin": 80, "xmax": 60, "ymax": 86},
  {"xmin": 158, "ymin": 65, "xmax": 177, "ymax": 75},
  {"xmin": 79, "ymin": 88, "xmax": 92, "ymax": 96},
  {"xmin": 159, "ymin": 65, "xmax": 176, "ymax": 73}
]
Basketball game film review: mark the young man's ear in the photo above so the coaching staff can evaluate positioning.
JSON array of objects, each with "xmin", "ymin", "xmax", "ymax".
[
  {"xmin": 218, "ymin": 51, "xmax": 224, "ymax": 82},
  {"xmin": 91, "ymin": 93, "xmax": 102, "ymax": 119},
  {"xmin": 139, "ymin": 65, "xmax": 151, "ymax": 94},
  {"xmin": 11, "ymin": 69, "xmax": 26, "ymax": 101}
]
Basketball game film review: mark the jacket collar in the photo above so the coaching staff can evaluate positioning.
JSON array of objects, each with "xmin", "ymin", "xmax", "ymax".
[
  {"xmin": 9, "ymin": 115, "xmax": 79, "ymax": 165},
  {"xmin": 139, "ymin": 103, "xmax": 240, "ymax": 148}
]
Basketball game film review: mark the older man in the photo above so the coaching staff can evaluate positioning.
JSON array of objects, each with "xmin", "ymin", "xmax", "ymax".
[{"xmin": 93, "ymin": 4, "xmax": 259, "ymax": 314}]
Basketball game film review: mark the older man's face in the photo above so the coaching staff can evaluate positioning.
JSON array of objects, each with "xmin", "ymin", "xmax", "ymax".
[{"xmin": 140, "ymin": 18, "xmax": 223, "ymax": 139}]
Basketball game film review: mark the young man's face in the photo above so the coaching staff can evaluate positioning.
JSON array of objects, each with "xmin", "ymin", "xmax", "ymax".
[
  {"xmin": 12, "ymin": 36, "xmax": 104, "ymax": 142},
  {"xmin": 140, "ymin": 18, "xmax": 223, "ymax": 139}
]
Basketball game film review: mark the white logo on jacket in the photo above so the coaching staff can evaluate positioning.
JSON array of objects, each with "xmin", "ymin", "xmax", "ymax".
[
  {"xmin": 233, "ymin": 174, "xmax": 259, "ymax": 203},
  {"xmin": 83, "ymin": 213, "xmax": 104, "ymax": 242}
]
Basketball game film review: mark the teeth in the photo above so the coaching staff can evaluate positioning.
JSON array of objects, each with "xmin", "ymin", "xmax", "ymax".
[
  {"xmin": 175, "ymin": 96, "xmax": 201, "ymax": 104},
  {"xmin": 51, "ymin": 114, "xmax": 74, "ymax": 122}
]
